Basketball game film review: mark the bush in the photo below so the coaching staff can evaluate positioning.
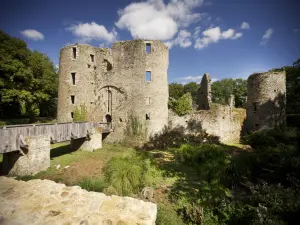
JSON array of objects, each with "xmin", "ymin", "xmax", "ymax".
[
  {"xmin": 242, "ymin": 128, "xmax": 298, "ymax": 149},
  {"xmin": 174, "ymin": 144, "xmax": 231, "ymax": 181},
  {"xmin": 79, "ymin": 177, "xmax": 108, "ymax": 192},
  {"xmin": 156, "ymin": 204, "xmax": 183, "ymax": 225},
  {"xmin": 73, "ymin": 104, "xmax": 87, "ymax": 122},
  {"xmin": 104, "ymin": 155, "xmax": 162, "ymax": 196},
  {"xmin": 168, "ymin": 93, "xmax": 192, "ymax": 116}
]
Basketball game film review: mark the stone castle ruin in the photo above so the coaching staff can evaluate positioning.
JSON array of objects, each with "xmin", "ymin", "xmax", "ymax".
[
  {"xmin": 57, "ymin": 39, "xmax": 286, "ymax": 143},
  {"xmin": 245, "ymin": 70, "xmax": 286, "ymax": 132},
  {"xmin": 57, "ymin": 40, "xmax": 169, "ymax": 141},
  {"xmin": 197, "ymin": 73, "xmax": 212, "ymax": 110}
]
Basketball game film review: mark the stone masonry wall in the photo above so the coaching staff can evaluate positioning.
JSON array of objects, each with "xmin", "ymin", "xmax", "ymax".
[
  {"xmin": 197, "ymin": 73, "xmax": 212, "ymax": 110},
  {"xmin": 169, "ymin": 105, "xmax": 246, "ymax": 144},
  {"xmin": 0, "ymin": 177, "xmax": 157, "ymax": 225},
  {"xmin": 57, "ymin": 40, "xmax": 169, "ymax": 142},
  {"xmin": 246, "ymin": 69, "xmax": 286, "ymax": 132}
]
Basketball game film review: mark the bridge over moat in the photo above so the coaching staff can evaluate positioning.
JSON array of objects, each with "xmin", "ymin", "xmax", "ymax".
[{"xmin": 0, "ymin": 122, "xmax": 112, "ymax": 176}]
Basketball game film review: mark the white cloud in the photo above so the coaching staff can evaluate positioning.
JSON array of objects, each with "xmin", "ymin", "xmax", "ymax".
[
  {"xmin": 67, "ymin": 22, "xmax": 117, "ymax": 43},
  {"xmin": 20, "ymin": 29, "xmax": 44, "ymax": 41},
  {"xmin": 194, "ymin": 26, "xmax": 243, "ymax": 49},
  {"xmin": 193, "ymin": 26, "xmax": 201, "ymax": 39},
  {"xmin": 115, "ymin": 0, "xmax": 204, "ymax": 41},
  {"xmin": 164, "ymin": 29, "xmax": 192, "ymax": 49},
  {"xmin": 260, "ymin": 28, "xmax": 273, "ymax": 45},
  {"xmin": 241, "ymin": 22, "xmax": 250, "ymax": 30}
]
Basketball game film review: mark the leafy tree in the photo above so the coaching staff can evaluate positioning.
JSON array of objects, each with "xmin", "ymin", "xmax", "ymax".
[
  {"xmin": 184, "ymin": 82, "xmax": 199, "ymax": 105},
  {"xmin": 169, "ymin": 92, "xmax": 192, "ymax": 116},
  {"xmin": 0, "ymin": 30, "xmax": 58, "ymax": 121},
  {"xmin": 285, "ymin": 59, "xmax": 300, "ymax": 114},
  {"xmin": 211, "ymin": 78, "xmax": 247, "ymax": 107},
  {"xmin": 169, "ymin": 83, "xmax": 184, "ymax": 100}
]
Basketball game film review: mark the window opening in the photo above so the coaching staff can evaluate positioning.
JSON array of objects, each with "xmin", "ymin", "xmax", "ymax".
[
  {"xmin": 71, "ymin": 73, "xmax": 76, "ymax": 85},
  {"xmin": 253, "ymin": 102, "xmax": 257, "ymax": 112},
  {"xmin": 146, "ymin": 97, "xmax": 151, "ymax": 105},
  {"xmin": 72, "ymin": 47, "xmax": 77, "ymax": 59},
  {"xmin": 71, "ymin": 112, "xmax": 74, "ymax": 119},
  {"xmin": 146, "ymin": 43, "xmax": 151, "ymax": 53},
  {"xmin": 88, "ymin": 64, "xmax": 91, "ymax": 68},
  {"xmin": 71, "ymin": 95, "xmax": 75, "ymax": 104},
  {"xmin": 146, "ymin": 71, "xmax": 151, "ymax": 81},
  {"xmin": 90, "ymin": 54, "xmax": 94, "ymax": 62},
  {"xmin": 146, "ymin": 113, "xmax": 150, "ymax": 120},
  {"xmin": 106, "ymin": 114, "xmax": 112, "ymax": 123}
]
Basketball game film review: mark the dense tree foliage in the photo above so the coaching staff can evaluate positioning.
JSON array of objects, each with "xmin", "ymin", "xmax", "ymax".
[
  {"xmin": 0, "ymin": 30, "xmax": 58, "ymax": 121},
  {"xmin": 285, "ymin": 59, "xmax": 300, "ymax": 114},
  {"xmin": 211, "ymin": 78, "xmax": 247, "ymax": 107},
  {"xmin": 169, "ymin": 78, "xmax": 247, "ymax": 109},
  {"xmin": 169, "ymin": 93, "xmax": 192, "ymax": 116},
  {"xmin": 169, "ymin": 83, "xmax": 184, "ymax": 100}
]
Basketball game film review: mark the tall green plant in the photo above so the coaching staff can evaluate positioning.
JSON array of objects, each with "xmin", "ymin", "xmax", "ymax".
[{"xmin": 73, "ymin": 104, "xmax": 87, "ymax": 121}]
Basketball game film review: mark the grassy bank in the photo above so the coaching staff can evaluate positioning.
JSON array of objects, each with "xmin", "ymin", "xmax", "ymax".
[{"xmin": 4, "ymin": 127, "xmax": 299, "ymax": 224}]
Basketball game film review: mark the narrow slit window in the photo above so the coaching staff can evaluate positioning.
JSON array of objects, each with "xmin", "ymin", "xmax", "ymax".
[
  {"xmin": 146, "ymin": 113, "xmax": 150, "ymax": 120},
  {"xmin": 72, "ymin": 47, "xmax": 77, "ymax": 59},
  {"xmin": 71, "ymin": 95, "xmax": 75, "ymax": 104},
  {"xmin": 146, "ymin": 43, "xmax": 151, "ymax": 53},
  {"xmin": 146, "ymin": 97, "xmax": 151, "ymax": 105},
  {"xmin": 90, "ymin": 54, "xmax": 94, "ymax": 62},
  {"xmin": 253, "ymin": 102, "xmax": 257, "ymax": 112},
  {"xmin": 71, "ymin": 112, "xmax": 74, "ymax": 119},
  {"xmin": 146, "ymin": 71, "xmax": 151, "ymax": 81},
  {"xmin": 71, "ymin": 73, "xmax": 76, "ymax": 85}
]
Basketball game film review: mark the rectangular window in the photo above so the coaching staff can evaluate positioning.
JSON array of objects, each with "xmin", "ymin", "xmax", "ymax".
[
  {"xmin": 71, "ymin": 95, "xmax": 75, "ymax": 104},
  {"xmin": 90, "ymin": 54, "xmax": 94, "ymax": 62},
  {"xmin": 146, "ymin": 71, "xmax": 151, "ymax": 81},
  {"xmin": 72, "ymin": 47, "xmax": 77, "ymax": 59},
  {"xmin": 146, "ymin": 113, "xmax": 150, "ymax": 120},
  {"xmin": 146, "ymin": 43, "xmax": 151, "ymax": 53},
  {"xmin": 71, "ymin": 73, "xmax": 76, "ymax": 85},
  {"xmin": 71, "ymin": 112, "xmax": 74, "ymax": 119}
]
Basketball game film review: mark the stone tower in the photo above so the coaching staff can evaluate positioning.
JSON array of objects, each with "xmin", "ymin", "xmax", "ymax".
[
  {"xmin": 57, "ymin": 40, "xmax": 169, "ymax": 141},
  {"xmin": 197, "ymin": 73, "xmax": 212, "ymax": 110},
  {"xmin": 246, "ymin": 69, "xmax": 286, "ymax": 132}
]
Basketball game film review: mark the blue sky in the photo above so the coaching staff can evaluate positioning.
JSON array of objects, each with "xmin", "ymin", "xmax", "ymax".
[{"xmin": 1, "ymin": 0, "xmax": 299, "ymax": 83}]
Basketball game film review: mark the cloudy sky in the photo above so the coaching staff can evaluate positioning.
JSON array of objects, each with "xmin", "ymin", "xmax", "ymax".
[{"xmin": 1, "ymin": 0, "xmax": 299, "ymax": 83}]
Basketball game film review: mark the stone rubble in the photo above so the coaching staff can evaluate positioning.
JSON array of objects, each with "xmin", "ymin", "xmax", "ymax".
[{"xmin": 0, "ymin": 177, "xmax": 157, "ymax": 225}]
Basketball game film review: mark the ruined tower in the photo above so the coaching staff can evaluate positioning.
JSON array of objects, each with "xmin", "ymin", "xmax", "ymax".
[
  {"xmin": 57, "ymin": 40, "xmax": 169, "ymax": 141},
  {"xmin": 197, "ymin": 73, "xmax": 212, "ymax": 110},
  {"xmin": 246, "ymin": 69, "xmax": 286, "ymax": 132}
]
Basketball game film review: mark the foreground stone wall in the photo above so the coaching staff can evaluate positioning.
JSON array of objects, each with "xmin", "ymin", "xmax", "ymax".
[
  {"xmin": 0, "ymin": 177, "xmax": 157, "ymax": 225},
  {"xmin": 169, "ymin": 105, "xmax": 246, "ymax": 144}
]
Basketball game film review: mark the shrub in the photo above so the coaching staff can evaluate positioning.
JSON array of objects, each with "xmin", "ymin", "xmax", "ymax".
[
  {"xmin": 79, "ymin": 177, "xmax": 108, "ymax": 192},
  {"xmin": 174, "ymin": 144, "xmax": 231, "ymax": 181},
  {"xmin": 168, "ymin": 93, "xmax": 192, "ymax": 116},
  {"xmin": 73, "ymin": 104, "xmax": 87, "ymax": 122},
  {"xmin": 156, "ymin": 204, "xmax": 183, "ymax": 225},
  {"xmin": 242, "ymin": 128, "xmax": 298, "ymax": 149},
  {"xmin": 104, "ymin": 155, "xmax": 162, "ymax": 196},
  {"xmin": 123, "ymin": 115, "xmax": 147, "ymax": 146}
]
